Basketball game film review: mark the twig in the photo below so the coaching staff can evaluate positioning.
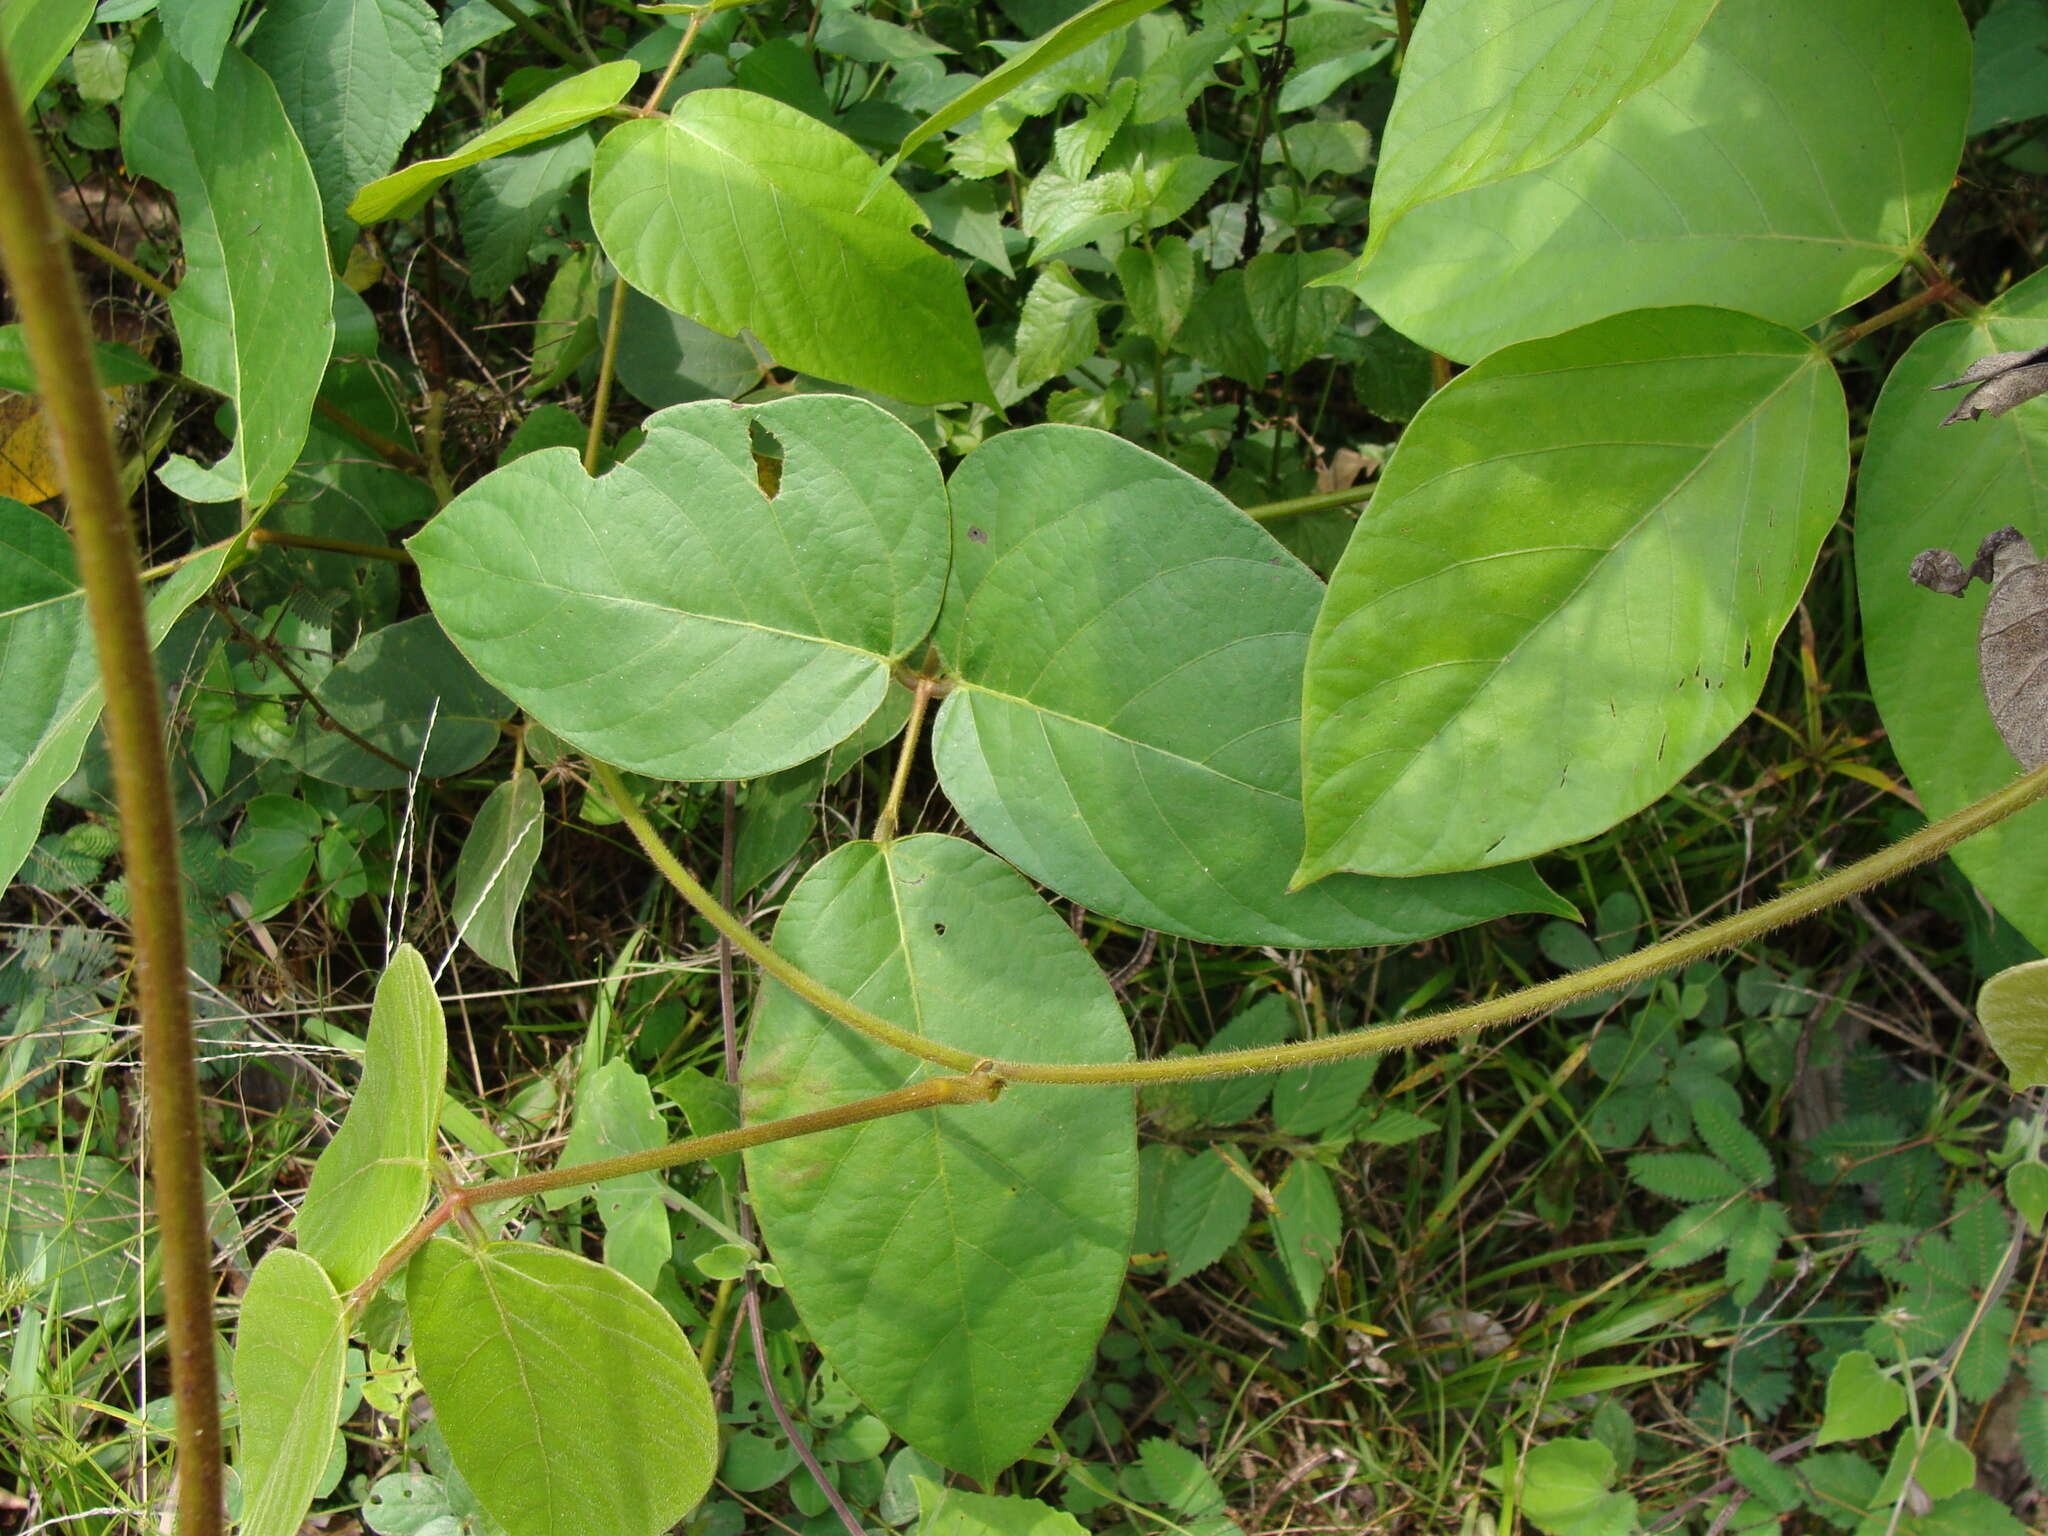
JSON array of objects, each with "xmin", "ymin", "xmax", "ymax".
[{"xmin": 206, "ymin": 599, "xmax": 411, "ymax": 773}]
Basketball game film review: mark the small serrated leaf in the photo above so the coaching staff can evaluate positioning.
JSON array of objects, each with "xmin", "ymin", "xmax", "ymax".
[{"xmin": 1164, "ymin": 1147, "xmax": 1254, "ymax": 1284}]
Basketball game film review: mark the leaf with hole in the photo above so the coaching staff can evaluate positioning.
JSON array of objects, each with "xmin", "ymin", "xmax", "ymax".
[
  {"xmin": 590, "ymin": 92, "xmax": 990, "ymax": 406},
  {"xmin": 1335, "ymin": 0, "xmax": 1969, "ymax": 362},
  {"xmin": 348, "ymin": 60, "xmax": 638, "ymax": 223},
  {"xmin": 933, "ymin": 424, "xmax": 1573, "ymax": 945},
  {"xmin": 742, "ymin": 833, "xmax": 1136, "ymax": 1485},
  {"xmin": 295, "ymin": 944, "xmax": 445, "ymax": 1292},
  {"xmin": 1300, "ymin": 307, "xmax": 1847, "ymax": 880},
  {"xmin": 121, "ymin": 32, "xmax": 334, "ymax": 506},
  {"xmin": 408, "ymin": 1237, "xmax": 717, "ymax": 1536},
  {"xmin": 410, "ymin": 394, "xmax": 947, "ymax": 781},
  {"xmin": 234, "ymin": 1248, "xmax": 349, "ymax": 1536},
  {"xmin": 450, "ymin": 769, "xmax": 544, "ymax": 978},
  {"xmin": 1858, "ymin": 267, "xmax": 2048, "ymax": 947}
]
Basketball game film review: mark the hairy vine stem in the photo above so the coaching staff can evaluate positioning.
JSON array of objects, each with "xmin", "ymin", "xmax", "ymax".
[
  {"xmin": 597, "ymin": 752, "xmax": 2048, "ymax": 1087},
  {"xmin": 0, "ymin": 49, "xmax": 222, "ymax": 1536}
]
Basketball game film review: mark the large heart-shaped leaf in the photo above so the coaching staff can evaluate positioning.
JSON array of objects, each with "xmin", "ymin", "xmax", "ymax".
[
  {"xmin": 1300, "ymin": 308, "xmax": 1847, "ymax": 880},
  {"xmin": 589, "ymin": 91, "xmax": 990, "ymax": 406},
  {"xmin": 1, "ymin": 507, "xmax": 231, "ymax": 892},
  {"xmin": 1857, "ymin": 267, "xmax": 2048, "ymax": 947},
  {"xmin": 295, "ymin": 944, "xmax": 445, "ymax": 1291},
  {"xmin": 408, "ymin": 1237, "xmax": 717, "ymax": 1536},
  {"xmin": 932, "ymin": 425, "xmax": 1572, "ymax": 945},
  {"xmin": 410, "ymin": 394, "xmax": 948, "ymax": 781},
  {"xmin": 743, "ymin": 834, "xmax": 1136, "ymax": 1484},
  {"xmin": 1362, "ymin": 0, "xmax": 1716, "ymax": 262},
  {"xmin": 235, "ymin": 1248, "xmax": 348, "ymax": 1536},
  {"xmin": 1338, "ymin": 0, "xmax": 1968, "ymax": 362},
  {"xmin": 120, "ymin": 32, "xmax": 334, "ymax": 505}
]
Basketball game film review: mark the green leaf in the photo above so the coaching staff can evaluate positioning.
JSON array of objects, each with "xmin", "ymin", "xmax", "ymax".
[
  {"xmin": 1817, "ymin": 1351, "xmax": 1908, "ymax": 1445},
  {"xmin": 1187, "ymin": 995, "xmax": 1294, "ymax": 1126},
  {"xmin": 247, "ymin": 0, "xmax": 442, "ymax": 245},
  {"xmin": 1269, "ymin": 1053, "xmax": 1376, "ymax": 1137},
  {"xmin": 1692, "ymin": 1095, "xmax": 1772, "ymax": 1188},
  {"xmin": 348, "ymin": 60, "xmax": 638, "ymax": 223},
  {"xmin": 1628, "ymin": 1152, "xmax": 1745, "ymax": 1204},
  {"xmin": 911, "ymin": 1478, "xmax": 1090, "ymax": 1536},
  {"xmin": 590, "ymin": 93, "xmax": 990, "ymax": 406},
  {"xmin": 408, "ymin": 1237, "xmax": 717, "ymax": 1536},
  {"xmin": 1014, "ymin": 263, "xmax": 1105, "ymax": 391},
  {"xmin": 2009, "ymin": 1159, "xmax": 2048, "ymax": 1236},
  {"xmin": 1300, "ymin": 307, "xmax": 1847, "ymax": 880},
  {"xmin": 550, "ymin": 1057, "xmax": 671, "ymax": 1291},
  {"xmin": 1243, "ymin": 248, "xmax": 1351, "ymax": 373},
  {"xmin": 1337, "ymin": 0, "xmax": 1969, "ymax": 362},
  {"xmin": 295, "ymin": 944, "xmax": 446, "ymax": 1292},
  {"xmin": 235, "ymin": 1248, "xmax": 349, "ymax": 1536},
  {"xmin": 1905, "ymin": 1490, "xmax": 2028, "ymax": 1536},
  {"xmin": 1177, "ymin": 269, "xmax": 1268, "ymax": 387},
  {"xmin": 1, "ymin": 0, "xmax": 93, "ymax": 104},
  {"xmin": 1644, "ymin": 1200, "xmax": 1743, "ymax": 1269},
  {"xmin": 1115, "ymin": 235, "xmax": 1193, "ymax": 344},
  {"xmin": 121, "ymin": 32, "xmax": 335, "ymax": 506},
  {"xmin": 1362, "ymin": 0, "xmax": 1715, "ymax": 264},
  {"xmin": 1132, "ymin": 1437, "xmax": 1224, "ymax": 1517},
  {"xmin": 888, "ymin": 0, "xmax": 1169, "ymax": 167},
  {"xmin": 1723, "ymin": 1199, "xmax": 1789, "ymax": 1307},
  {"xmin": 288, "ymin": 614, "xmax": 512, "ymax": 790},
  {"xmin": 934, "ymin": 423, "xmax": 1573, "ymax": 946},
  {"xmin": 1971, "ymin": 0, "xmax": 2048, "ymax": 134},
  {"xmin": 453, "ymin": 132, "xmax": 593, "ymax": 298},
  {"xmin": 3, "ymin": 1153, "xmax": 143, "ymax": 1319},
  {"xmin": 1270, "ymin": 1157, "xmax": 1340, "ymax": 1314},
  {"xmin": 1510, "ymin": 1439, "xmax": 1637, "ymax": 1536},
  {"xmin": 450, "ymin": 768, "xmax": 544, "ymax": 978},
  {"xmin": 1262, "ymin": 119, "xmax": 1371, "ymax": 184},
  {"xmin": 411, "ymin": 394, "xmax": 946, "ymax": 781},
  {"xmin": 162, "ymin": 0, "xmax": 238, "ymax": 86},
  {"xmin": 1858, "ymin": 270, "xmax": 2048, "ymax": 950},
  {"xmin": 742, "ymin": 834, "xmax": 1137, "ymax": 1484},
  {"xmin": 0, "ymin": 326, "xmax": 159, "ymax": 391},
  {"xmin": 1727, "ymin": 1445, "xmax": 1802, "ymax": 1515},
  {"xmin": 1, "ymin": 511, "xmax": 230, "ymax": 892},
  {"xmin": 1162, "ymin": 1146, "xmax": 1252, "ymax": 1283}
]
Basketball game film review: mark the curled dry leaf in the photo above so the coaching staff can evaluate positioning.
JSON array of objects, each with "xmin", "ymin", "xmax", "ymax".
[
  {"xmin": 1909, "ymin": 526, "xmax": 2048, "ymax": 768},
  {"xmin": 1930, "ymin": 345, "xmax": 2048, "ymax": 424}
]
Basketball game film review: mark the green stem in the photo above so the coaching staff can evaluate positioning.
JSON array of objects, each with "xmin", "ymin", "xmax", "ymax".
[
  {"xmin": 347, "ymin": 1074, "xmax": 1000, "ymax": 1312},
  {"xmin": 601, "ymin": 741, "xmax": 2048, "ymax": 1088},
  {"xmin": 583, "ymin": 274, "xmax": 629, "ymax": 474},
  {"xmin": 1908, "ymin": 249, "xmax": 1982, "ymax": 318},
  {"xmin": 593, "ymin": 760, "xmax": 986, "ymax": 1072},
  {"xmin": 1822, "ymin": 277, "xmax": 1959, "ymax": 356},
  {"xmin": 1242, "ymin": 483, "xmax": 1373, "ymax": 524},
  {"xmin": 247, "ymin": 527, "xmax": 413, "ymax": 565},
  {"xmin": 63, "ymin": 221, "xmax": 174, "ymax": 300},
  {"xmin": 0, "ymin": 51, "xmax": 222, "ymax": 1536},
  {"xmin": 482, "ymin": 0, "xmax": 590, "ymax": 66},
  {"xmin": 643, "ymin": 9, "xmax": 704, "ymax": 112},
  {"xmin": 873, "ymin": 676, "xmax": 934, "ymax": 844}
]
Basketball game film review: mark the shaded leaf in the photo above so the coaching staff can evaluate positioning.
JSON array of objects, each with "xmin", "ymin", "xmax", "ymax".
[
  {"xmin": 408, "ymin": 1237, "xmax": 716, "ymax": 1536},
  {"xmin": 1300, "ymin": 307, "xmax": 1846, "ymax": 879},
  {"xmin": 235, "ymin": 1248, "xmax": 348, "ymax": 1536},
  {"xmin": 450, "ymin": 768, "xmax": 544, "ymax": 977},
  {"xmin": 410, "ymin": 394, "xmax": 946, "ymax": 781},
  {"xmin": 550, "ymin": 1057, "xmax": 670, "ymax": 1291},
  {"xmin": 1162, "ymin": 1146, "xmax": 1252, "ymax": 1283},
  {"xmin": 453, "ymin": 132, "xmax": 593, "ymax": 299},
  {"xmin": 1014, "ymin": 263, "xmax": 1104, "ymax": 390},
  {"xmin": 742, "ymin": 834, "xmax": 1136, "ymax": 1484},
  {"xmin": 295, "ymin": 944, "xmax": 445, "ymax": 1291},
  {"xmin": 590, "ymin": 93, "xmax": 990, "ymax": 406},
  {"xmin": 1270, "ymin": 1157, "xmax": 1340, "ymax": 1314},
  {"xmin": 934, "ymin": 424, "xmax": 1573, "ymax": 946},
  {"xmin": 1971, "ymin": 0, "xmax": 2048, "ymax": 134}
]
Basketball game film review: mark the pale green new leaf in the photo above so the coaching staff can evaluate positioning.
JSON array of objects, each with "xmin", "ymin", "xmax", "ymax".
[
  {"xmin": 347, "ymin": 59, "xmax": 637, "ymax": 223},
  {"xmin": 248, "ymin": 0, "xmax": 442, "ymax": 244},
  {"xmin": 1339, "ymin": 0, "xmax": 1969, "ymax": 362},
  {"xmin": 934, "ymin": 424, "xmax": 1574, "ymax": 945},
  {"xmin": 1300, "ymin": 308, "xmax": 1847, "ymax": 880},
  {"xmin": 410, "ymin": 395, "xmax": 948, "ymax": 781},
  {"xmin": 235, "ymin": 1248, "xmax": 348, "ymax": 1536},
  {"xmin": 295, "ymin": 945, "xmax": 445, "ymax": 1292},
  {"xmin": 743, "ymin": 834, "xmax": 1136, "ymax": 1485},
  {"xmin": 912, "ymin": 1479, "xmax": 1090, "ymax": 1536},
  {"xmin": 121, "ymin": 32, "xmax": 333, "ymax": 506},
  {"xmin": 0, "ymin": 512, "xmax": 230, "ymax": 892},
  {"xmin": 1, "ymin": 0, "xmax": 93, "ymax": 102},
  {"xmin": 1857, "ymin": 267, "xmax": 2048, "ymax": 949},
  {"xmin": 1363, "ymin": 0, "xmax": 1716, "ymax": 262},
  {"xmin": 1979, "ymin": 959, "xmax": 2048, "ymax": 1090},
  {"xmin": 888, "ymin": 0, "xmax": 1169, "ymax": 167},
  {"xmin": 590, "ymin": 93, "xmax": 990, "ymax": 405},
  {"xmin": 408, "ymin": 1238, "xmax": 716, "ymax": 1536},
  {"xmin": 1816, "ymin": 1351, "xmax": 1908, "ymax": 1445},
  {"xmin": 450, "ymin": 768, "xmax": 544, "ymax": 977}
]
